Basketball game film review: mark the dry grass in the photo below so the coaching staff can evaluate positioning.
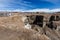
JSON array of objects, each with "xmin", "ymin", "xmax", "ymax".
[
  {"xmin": 0, "ymin": 15, "xmax": 25, "ymax": 30},
  {"xmin": 0, "ymin": 25, "xmax": 49, "ymax": 40},
  {"xmin": 0, "ymin": 15, "xmax": 49, "ymax": 40}
]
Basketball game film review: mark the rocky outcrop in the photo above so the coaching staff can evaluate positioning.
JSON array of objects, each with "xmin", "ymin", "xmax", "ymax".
[
  {"xmin": 0, "ymin": 12, "xmax": 60, "ymax": 40},
  {"xmin": 23, "ymin": 13, "xmax": 60, "ymax": 40}
]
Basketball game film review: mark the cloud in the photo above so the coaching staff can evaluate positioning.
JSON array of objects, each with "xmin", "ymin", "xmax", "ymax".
[
  {"xmin": 0, "ymin": 0, "xmax": 60, "ymax": 11},
  {"xmin": 25, "ymin": 8, "xmax": 60, "ymax": 12},
  {"xmin": 10, "ymin": 0, "xmax": 33, "ymax": 8},
  {"xmin": 1, "ymin": 8, "xmax": 60, "ymax": 13},
  {"xmin": 0, "ymin": 0, "xmax": 34, "ymax": 10},
  {"xmin": 42, "ymin": 0, "xmax": 60, "ymax": 4},
  {"xmin": 11, "ymin": 8, "xmax": 60, "ymax": 12}
]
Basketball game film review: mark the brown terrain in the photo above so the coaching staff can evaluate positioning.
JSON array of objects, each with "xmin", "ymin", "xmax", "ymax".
[{"xmin": 0, "ymin": 12, "xmax": 60, "ymax": 40}]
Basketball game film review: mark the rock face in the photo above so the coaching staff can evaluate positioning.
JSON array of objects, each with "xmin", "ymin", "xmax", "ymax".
[
  {"xmin": 0, "ymin": 12, "xmax": 60, "ymax": 40},
  {"xmin": 23, "ymin": 12, "xmax": 60, "ymax": 40}
]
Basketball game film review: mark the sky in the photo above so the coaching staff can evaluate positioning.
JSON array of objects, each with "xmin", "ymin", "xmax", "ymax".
[{"xmin": 0, "ymin": 0, "xmax": 60, "ymax": 12}]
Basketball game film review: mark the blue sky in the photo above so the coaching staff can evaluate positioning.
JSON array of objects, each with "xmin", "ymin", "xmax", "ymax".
[{"xmin": 0, "ymin": 0, "xmax": 60, "ymax": 12}]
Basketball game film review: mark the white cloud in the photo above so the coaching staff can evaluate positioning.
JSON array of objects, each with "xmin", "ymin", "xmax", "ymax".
[
  {"xmin": 0, "ymin": 0, "xmax": 33, "ymax": 10},
  {"xmin": 1, "ymin": 8, "xmax": 60, "ymax": 13},
  {"xmin": 0, "ymin": 0, "xmax": 60, "ymax": 13},
  {"xmin": 2, "ymin": 8, "xmax": 60, "ymax": 12},
  {"xmin": 14, "ymin": 8, "xmax": 60, "ymax": 12},
  {"xmin": 17, "ymin": 9, "xmax": 60, "ymax": 12},
  {"xmin": 24, "ymin": 9, "xmax": 50, "ymax": 12},
  {"xmin": 43, "ymin": 0, "xmax": 59, "ymax": 4}
]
